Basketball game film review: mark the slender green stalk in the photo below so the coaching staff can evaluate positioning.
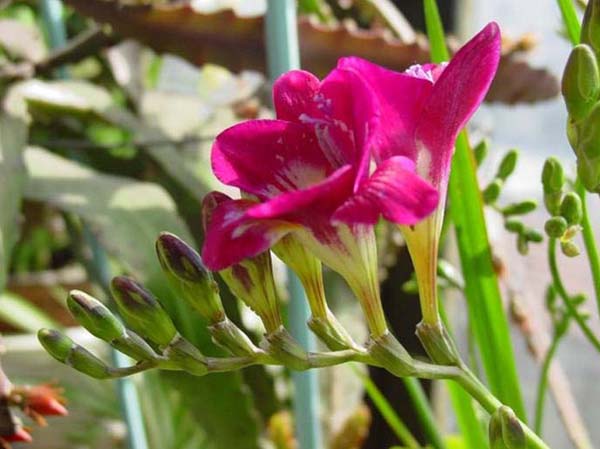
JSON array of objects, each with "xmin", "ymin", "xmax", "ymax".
[
  {"xmin": 456, "ymin": 370, "xmax": 552, "ymax": 449},
  {"xmin": 556, "ymin": 0, "xmax": 582, "ymax": 44},
  {"xmin": 548, "ymin": 238, "xmax": 600, "ymax": 352},
  {"xmin": 402, "ymin": 377, "xmax": 447, "ymax": 449},
  {"xmin": 576, "ymin": 181, "xmax": 600, "ymax": 315},
  {"xmin": 357, "ymin": 368, "xmax": 421, "ymax": 449},
  {"xmin": 534, "ymin": 329, "xmax": 566, "ymax": 435}
]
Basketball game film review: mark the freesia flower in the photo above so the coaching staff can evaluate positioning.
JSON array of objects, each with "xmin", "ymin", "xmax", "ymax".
[
  {"xmin": 337, "ymin": 23, "xmax": 502, "ymax": 324},
  {"xmin": 202, "ymin": 66, "xmax": 439, "ymax": 338}
]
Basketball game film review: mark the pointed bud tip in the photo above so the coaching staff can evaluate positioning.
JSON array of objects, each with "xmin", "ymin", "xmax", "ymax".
[
  {"xmin": 156, "ymin": 232, "xmax": 210, "ymax": 283},
  {"xmin": 38, "ymin": 329, "xmax": 73, "ymax": 362}
]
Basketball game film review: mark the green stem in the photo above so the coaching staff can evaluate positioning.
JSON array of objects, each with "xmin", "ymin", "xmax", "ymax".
[
  {"xmin": 456, "ymin": 369, "xmax": 553, "ymax": 449},
  {"xmin": 402, "ymin": 377, "xmax": 447, "ymax": 449},
  {"xmin": 575, "ymin": 181, "xmax": 600, "ymax": 316},
  {"xmin": 534, "ymin": 329, "xmax": 566, "ymax": 435},
  {"xmin": 548, "ymin": 238, "xmax": 600, "ymax": 352}
]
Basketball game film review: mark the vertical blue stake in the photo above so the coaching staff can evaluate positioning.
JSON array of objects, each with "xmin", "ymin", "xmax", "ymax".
[
  {"xmin": 37, "ymin": 3, "xmax": 149, "ymax": 448},
  {"xmin": 265, "ymin": 2, "xmax": 323, "ymax": 448}
]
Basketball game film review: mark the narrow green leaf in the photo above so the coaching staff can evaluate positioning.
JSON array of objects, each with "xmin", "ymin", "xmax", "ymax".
[
  {"xmin": 447, "ymin": 381, "xmax": 489, "ymax": 449},
  {"xmin": 423, "ymin": 1, "xmax": 527, "ymax": 421},
  {"xmin": 355, "ymin": 366, "xmax": 420, "ymax": 448},
  {"xmin": 0, "ymin": 292, "xmax": 59, "ymax": 333},
  {"xmin": 557, "ymin": 0, "xmax": 581, "ymax": 45}
]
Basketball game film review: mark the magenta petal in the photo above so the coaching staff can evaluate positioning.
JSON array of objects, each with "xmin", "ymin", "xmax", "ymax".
[
  {"xmin": 273, "ymin": 70, "xmax": 321, "ymax": 122},
  {"xmin": 416, "ymin": 22, "xmax": 501, "ymax": 183},
  {"xmin": 212, "ymin": 119, "xmax": 336, "ymax": 198},
  {"xmin": 201, "ymin": 194, "xmax": 298, "ymax": 271},
  {"xmin": 332, "ymin": 156, "xmax": 439, "ymax": 225},
  {"xmin": 247, "ymin": 164, "xmax": 354, "ymax": 220},
  {"xmin": 337, "ymin": 57, "xmax": 433, "ymax": 164}
]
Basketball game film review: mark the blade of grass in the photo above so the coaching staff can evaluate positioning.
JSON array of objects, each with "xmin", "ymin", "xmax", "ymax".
[
  {"xmin": 402, "ymin": 377, "xmax": 447, "ymax": 449},
  {"xmin": 557, "ymin": 0, "xmax": 581, "ymax": 44},
  {"xmin": 356, "ymin": 367, "xmax": 421, "ymax": 449},
  {"xmin": 447, "ymin": 382, "xmax": 488, "ymax": 449},
  {"xmin": 423, "ymin": 0, "xmax": 527, "ymax": 421}
]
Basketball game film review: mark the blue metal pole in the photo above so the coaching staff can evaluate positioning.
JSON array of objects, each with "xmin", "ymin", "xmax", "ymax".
[
  {"xmin": 37, "ymin": 3, "xmax": 150, "ymax": 447},
  {"xmin": 265, "ymin": 2, "xmax": 323, "ymax": 448}
]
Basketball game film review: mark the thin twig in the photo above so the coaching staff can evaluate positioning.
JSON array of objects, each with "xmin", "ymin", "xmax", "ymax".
[{"xmin": 0, "ymin": 25, "xmax": 115, "ymax": 81}]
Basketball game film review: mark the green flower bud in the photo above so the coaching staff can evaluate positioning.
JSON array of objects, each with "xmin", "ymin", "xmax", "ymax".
[
  {"xmin": 112, "ymin": 331, "xmax": 158, "ymax": 361},
  {"xmin": 561, "ymin": 240, "xmax": 581, "ymax": 257},
  {"xmin": 504, "ymin": 219, "xmax": 524, "ymax": 234},
  {"xmin": 497, "ymin": 150, "xmax": 519, "ymax": 180},
  {"xmin": 541, "ymin": 158, "xmax": 565, "ymax": 194},
  {"xmin": 67, "ymin": 290, "xmax": 125, "ymax": 342},
  {"xmin": 38, "ymin": 329, "xmax": 110, "ymax": 379},
  {"xmin": 563, "ymin": 224, "xmax": 582, "ymax": 240},
  {"xmin": 111, "ymin": 276, "xmax": 177, "ymax": 346},
  {"xmin": 220, "ymin": 253, "xmax": 283, "ymax": 335},
  {"xmin": 156, "ymin": 232, "xmax": 225, "ymax": 323},
  {"xmin": 517, "ymin": 234, "xmax": 529, "ymax": 255},
  {"xmin": 489, "ymin": 410, "xmax": 507, "ymax": 449},
  {"xmin": 524, "ymin": 228, "xmax": 543, "ymax": 243},
  {"xmin": 474, "ymin": 138, "xmax": 490, "ymax": 166},
  {"xmin": 38, "ymin": 328, "xmax": 74, "ymax": 363},
  {"xmin": 483, "ymin": 179, "xmax": 503, "ymax": 204},
  {"xmin": 69, "ymin": 345, "xmax": 111, "ymax": 379},
  {"xmin": 545, "ymin": 216, "xmax": 568, "ymax": 238},
  {"xmin": 575, "ymin": 103, "xmax": 600, "ymax": 192},
  {"xmin": 581, "ymin": 0, "xmax": 600, "ymax": 57},
  {"xmin": 502, "ymin": 200, "xmax": 537, "ymax": 216},
  {"xmin": 562, "ymin": 45, "xmax": 600, "ymax": 121},
  {"xmin": 560, "ymin": 192, "xmax": 584, "ymax": 225},
  {"xmin": 499, "ymin": 406, "xmax": 526, "ymax": 449}
]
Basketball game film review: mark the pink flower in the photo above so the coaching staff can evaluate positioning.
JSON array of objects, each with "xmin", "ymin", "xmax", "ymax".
[
  {"xmin": 337, "ymin": 23, "xmax": 502, "ymax": 324},
  {"xmin": 202, "ymin": 67, "xmax": 439, "ymax": 338}
]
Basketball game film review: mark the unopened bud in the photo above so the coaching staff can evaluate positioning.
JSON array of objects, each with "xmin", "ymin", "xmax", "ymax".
[
  {"xmin": 38, "ymin": 329, "xmax": 110, "ymax": 379},
  {"xmin": 220, "ymin": 253, "xmax": 283, "ymax": 335},
  {"xmin": 497, "ymin": 150, "xmax": 519, "ymax": 180},
  {"xmin": 524, "ymin": 228, "xmax": 543, "ymax": 243},
  {"xmin": 517, "ymin": 234, "xmax": 529, "ymax": 255},
  {"xmin": 562, "ymin": 45, "xmax": 600, "ymax": 121},
  {"xmin": 38, "ymin": 329, "xmax": 73, "ymax": 362},
  {"xmin": 473, "ymin": 138, "xmax": 489, "ymax": 166},
  {"xmin": 111, "ymin": 276, "xmax": 177, "ymax": 346},
  {"xmin": 561, "ymin": 240, "xmax": 581, "ymax": 257},
  {"xmin": 545, "ymin": 216, "xmax": 568, "ymax": 238},
  {"xmin": 156, "ymin": 232, "xmax": 225, "ymax": 323},
  {"xmin": 489, "ymin": 410, "xmax": 506, "ymax": 449},
  {"xmin": 575, "ymin": 103, "xmax": 600, "ymax": 192},
  {"xmin": 499, "ymin": 406, "xmax": 526, "ymax": 449},
  {"xmin": 67, "ymin": 290, "xmax": 125, "ymax": 342},
  {"xmin": 560, "ymin": 192, "xmax": 583, "ymax": 225},
  {"xmin": 483, "ymin": 179, "xmax": 503, "ymax": 204},
  {"xmin": 542, "ymin": 157, "xmax": 565, "ymax": 194},
  {"xmin": 112, "ymin": 331, "xmax": 158, "ymax": 361},
  {"xmin": 502, "ymin": 200, "xmax": 537, "ymax": 216},
  {"xmin": 504, "ymin": 219, "xmax": 524, "ymax": 234}
]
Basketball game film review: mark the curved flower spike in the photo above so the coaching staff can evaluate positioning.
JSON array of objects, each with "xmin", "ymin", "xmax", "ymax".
[{"xmin": 337, "ymin": 23, "xmax": 501, "ymax": 324}]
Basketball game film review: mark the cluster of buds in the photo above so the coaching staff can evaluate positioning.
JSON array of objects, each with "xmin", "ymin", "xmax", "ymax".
[
  {"xmin": 562, "ymin": 0, "xmax": 600, "ymax": 192},
  {"xmin": 541, "ymin": 157, "xmax": 583, "ymax": 257},
  {"xmin": 38, "ymin": 232, "xmax": 460, "ymax": 384},
  {"xmin": 0, "ymin": 381, "xmax": 67, "ymax": 448},
  {"xmin": 478, "ymin": 144, "xmax": 543, "ymax": 255}
]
